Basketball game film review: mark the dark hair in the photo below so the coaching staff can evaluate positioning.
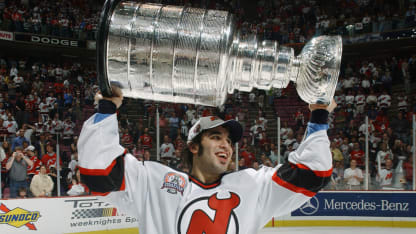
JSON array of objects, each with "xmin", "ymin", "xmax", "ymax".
[
  {"xmin": 184, "ymin": 133, "xmax": 203, "ymax": 168},
  {"xmin": 18, "ymin": 187, "xmax": 27, "ymax": 193}
]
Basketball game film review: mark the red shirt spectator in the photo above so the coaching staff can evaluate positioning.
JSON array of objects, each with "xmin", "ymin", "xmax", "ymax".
[
  {"xmin": 374, "ymin": 111, "xmax": 389, "ymax": 133},
  {"xmin": 54, "ymin": 82, "xmax": 64, "ymax": 95},
  {"xmin": 139, "ymin": 128, "xmax": 152, "ymax": 149},
  {"xmin": 240, "ymin": 147, "xmax": 256, "ymax": 168},
  {"xmin": 41, "ymin": 144, "xmax": 62, "ymax": 172},
  {"xmin": 121, "ymin": 129, "xmax": 133, "ymax": 149},
  {"xmin": 350, "ymin": 143, "xmax": 365, "ymax": 167},
  {"xmin": 26, "ymin": 146, "xmax": 41, "ymax": 176}
]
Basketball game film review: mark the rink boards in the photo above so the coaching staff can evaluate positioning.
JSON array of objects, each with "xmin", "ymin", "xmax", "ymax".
[
  {"xmin": 0, "ymin": 191, "xmax": 415, "ymax": 233},
  {"xmin": 269, "ymin": 191, "xmax": 416, "ymax": 228}
]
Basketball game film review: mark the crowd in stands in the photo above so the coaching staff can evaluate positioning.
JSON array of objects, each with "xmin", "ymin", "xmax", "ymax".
[
  {"xmin": 0, "ymin": 52, "xmax": 415, "ymax": 199},
  {"xmin": 0, "ymin": 0, "xmax": 102, "ymax": 40},
  {"xmin": 1, "ymin": 0, "xmax": 415, "ymax": 45},
  {"xmin": 0, "ymin": 56, "xmax": 98, "ymax": 198},
  {"xmin": 246, "ymin": 0, "xmax": 416, "ymax": 44}
]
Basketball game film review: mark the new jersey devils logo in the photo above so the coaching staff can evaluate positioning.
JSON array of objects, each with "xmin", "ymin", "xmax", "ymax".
[{"xmin": 177, "ymin": 192, "xmax": 240, "ymax": 234}]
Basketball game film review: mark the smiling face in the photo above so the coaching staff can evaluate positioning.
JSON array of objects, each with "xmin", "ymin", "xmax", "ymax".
[{"xmin": 191, "ymin": 126, "xmax": 233, "ymax": 180}]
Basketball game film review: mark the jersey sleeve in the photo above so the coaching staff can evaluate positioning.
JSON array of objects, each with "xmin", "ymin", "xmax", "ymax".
[
  {"xmin": 77, "ymin": 113, "xmax": 148, "ymax": 217},
  {"xmin": 253, "ymin": 125, "xmax": 332, "ymax": 226}
]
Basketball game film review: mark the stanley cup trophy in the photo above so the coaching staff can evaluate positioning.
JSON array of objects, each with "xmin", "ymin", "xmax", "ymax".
[{"xmin": 98, "ymin": 0, "xmax": 342, "ymax": 107}]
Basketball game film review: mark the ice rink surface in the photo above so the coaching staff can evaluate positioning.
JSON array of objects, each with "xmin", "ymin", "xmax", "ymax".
[{"xmin": 258, "ymin": 227, "xmax": 415, "ymax": 234}]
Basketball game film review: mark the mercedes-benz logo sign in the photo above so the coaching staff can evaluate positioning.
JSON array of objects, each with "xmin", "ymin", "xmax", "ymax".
[{"xmin": 299, "ymin": 196, "xmax": 319, "ymax": 215}]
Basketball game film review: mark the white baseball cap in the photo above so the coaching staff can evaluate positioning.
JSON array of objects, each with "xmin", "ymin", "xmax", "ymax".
[
  {"xmin": 187, "ymin": 116, "xmax": 243, "ymax": 144},
  {"xmin": 25, "ymin": 145, "xmax": 35, "ymax": 152}
]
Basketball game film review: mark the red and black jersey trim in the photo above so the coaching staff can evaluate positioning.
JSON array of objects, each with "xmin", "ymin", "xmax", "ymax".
[
  {"xmin": 79, "ymin": 151, "xmax": 127, "ymax": 194},
  {"xmin": 189, "ymin": 175, "xmax": 221, "ymax": 189},
  {"xmin": 272, "ymin": 162, "xmax": 332, "ymax": 197}
]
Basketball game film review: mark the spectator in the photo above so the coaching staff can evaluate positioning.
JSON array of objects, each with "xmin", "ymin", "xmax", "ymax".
[
  {"xmin": 259, "ymin": 153, "xmax": 273, "ymax": 168},
  {"xmin": 240, "ymin": 146, "xmax": 255, "ymax": 168},
  {"xmin": 345, "ymin": 90, "xmax": 355, "ymax": 106},
  {"xmin": 254, "ymin": 112, "xmax": 268, "ymax": 130},
  {"xmin": 174, "ymin": 133, "xmax": 186, "ymax": 153},
  {"xmin": 354, "ymin": 89, "xmax": 366, "ymax": 114},
  {"xmin": 377, "ymin": 90, "xmax": 391, "ymax": 110},
  {"xmin": 250, "ymin": 119, "xmax": 265, "ymax": 144},
  {"xmin": 62, "ymin": 117, "xmax": 75, "ymax": 145},
  {"xmin": 139, "ymin": 127, "xmax": 152, "ymax": 150},
  {"xmin": 376, "ymin": 159, "xmax": 394, "ymax": 190},
  {"xmin": 70, "ymin": 135, "xmax": 78, "ymax": 154},
  {"xmin": 120, "ymin": 127, "xmax": 133, "ymax": 150},
  {"xmin": 332, "ymin": 160, "xmax": 345, "ymax": 190},
  {"xmin": 4, "ymin": 113, "xmax": 18, "ymax": 142},
  {"xmin": 11, "ymin": 129, "xmax": 28, "ymax": 151},
  {"xmin": 252, "ymin": 160, "xmax": 260, "ymax": 170},
  {"xmin": 344, "ymin": 159, "xmax": 363, "ymax": 190},
  {"xmin": 350, "ymin": 142, "xmax": 365, "ymax": 168},
  {"xmin": 251, "ymin": 126, "xmax": 264, "ymax": 146},
  {"xmin": 67, "ymin": 152, "xmax": 79, "ymax": 180},
  {"xmin": 374, "ymin": 109, "xmax": 389, "ymax": 133},
  {"xmin": 283, "ymin": 131, "xmax": 296, "ymax": 148},
  {"xmin": 391, "ymin": 139, "xmax": 406, "ymax": 159},
  {"xmin": 22, "ymin": 123, "xmax": 35, "ymax": 145},
  {"xmin": 30, "ymin": 164, "xmax": 54, "ymax": 197},
  {"xmin": 268, "ymin": 143, "xmax": 279, "ymax": 165},
  {"xmin": 280, "ymin": 121, "xmax": 293, "ymax": 140},
  {"xmin": 17, "ymin": 187, "xmax": 28, "ymax": 199},
  {"xmin": 294, "ymin": 109, "xmax": 305, "ymax": 129},
  {"xmin": 41, "ymin": 143, "xmax": 62, "ymax": 172},
  {"xmin": 169, "ymin": 149, "xmax": 183, "ymax": 170},
  {"xmin": 282, "ymin": 143, "xmax": 295, "ymax": 163},
  {"xmin": 361, "ymin": 76, "xmax": 371, "ymax": 93},
  {"xmin": 67, "ymin": 176, "xmax": 86, "ymax": 196},
  {"xmin": 334, "ymin": 90, "xmax": 345, "ymax": 108},
  {"xmin": 358, "ymin": 119, "xmax": 375, "ymax": 136},
  {"xmin": 25, "ymin": 145, "xmax": 41, "ymax": 180},
  {"xmin": 168, "ymin": 112, "xmax": 179, "ymax": 141},
  {"xmin": 5, "ymin": 146, "xmax": 33, "ymax": 198},
  {"xmin": 331, "ymin": 142, "xmax": 343, "ymax": 163},
  {"xmin": 292, "ymin": 134, "xmax": 303, "ymax": 150},
  {"xmin": 142, "ymin": 150, "xmax": 151, "ymax": 161},
  {"xmin": 160, "ymin": 135, "xmax": 175, "ymax": 161},
  {"xmin": 339, "ymin": 137, "xmax": 351, "ymax": 161},
  {"xmin": 180, "ymin": 114, "xmax": 189, "ymax": 137},
  {"xmin": 366, "ymin": 89, "xmax": 378, "ymax": 106},
  {"xmin": 397, "ymin": 94, "xmax": 408, "ymax": 112},
  {"xmin": 38, "ymin": 97, "xmax": 50, "ymax": 122},
  {"xmin": 238, "ymin": 157, "xmax": 247, "ymax": 170}
]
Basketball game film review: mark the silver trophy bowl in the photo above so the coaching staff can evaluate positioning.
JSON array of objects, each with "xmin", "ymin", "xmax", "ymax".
[{"xmin": 98, "ymin": 0, "xmax": 342, "ymax": 106}]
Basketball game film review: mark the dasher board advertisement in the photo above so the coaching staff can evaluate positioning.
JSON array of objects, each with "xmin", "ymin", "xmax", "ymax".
[{"xmin": 0, "ymin": 196, "xmax": 138, "ymax": 234}]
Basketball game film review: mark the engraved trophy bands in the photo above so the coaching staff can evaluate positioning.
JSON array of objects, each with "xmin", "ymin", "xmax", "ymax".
[{"xmin": 98, "ymin": 0, "xmax": 342, "ymax": 107}]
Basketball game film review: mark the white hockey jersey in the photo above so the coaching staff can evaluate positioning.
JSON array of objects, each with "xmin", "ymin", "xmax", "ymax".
[{"xmin": 78, "ymin": 114, "xmax": 332, "ymax": 234}]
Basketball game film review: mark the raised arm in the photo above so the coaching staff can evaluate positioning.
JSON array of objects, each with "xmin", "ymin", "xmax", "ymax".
[
  {"xmin": 255, "ymin": 100, "xmax": 337, "ymax": 224},
  {"xmin": 78, "ymin": 86, "xmax": 126, "ymax": 194}
]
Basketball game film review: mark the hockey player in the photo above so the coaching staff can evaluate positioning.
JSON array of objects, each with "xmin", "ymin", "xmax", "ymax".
[{"xmin": 78, "ymin": 85, "xmax": 336, "ymax": 234}]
